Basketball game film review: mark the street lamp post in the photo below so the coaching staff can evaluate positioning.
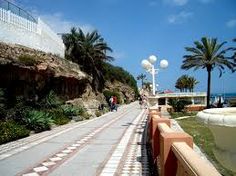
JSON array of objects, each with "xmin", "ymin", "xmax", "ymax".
[{"xmin": 141, "ymin": 55, "xmax": 168, "ymax": 96}]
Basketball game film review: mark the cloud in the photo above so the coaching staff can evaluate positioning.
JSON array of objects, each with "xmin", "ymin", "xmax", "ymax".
[
  {"xmin": 168, "ymin": 11, "xmax": 193, "ymax": 24},
  {"xmin": 39, "ymin": 13, "xmax": 94, "ymax": 34},
  {"xmin": 163, "ymin": 0, "xmax": 188, "ymax": 6},
  {"xmin": 226, "ymin": 19, "xmax": 236, "ymax": 28},
  {"xmin": 198, "ymin": 0, "xmax": 214, "ymax": 4},
  {"xmin": 148, "ymin": 1, "xmax": 158, "ymax": 6}
]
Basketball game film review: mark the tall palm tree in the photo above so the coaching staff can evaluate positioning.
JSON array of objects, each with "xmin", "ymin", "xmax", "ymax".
[
  {"xmin": 62, "ymin": 27, "xmax": 113, "ymax": 91},
  {"xmin": 137, "ymin": 73, "xmax": 146, "ymax": 88},
  {"xmin": 181, "ymin": 37, "xmax": 236, "ymax": 108}
]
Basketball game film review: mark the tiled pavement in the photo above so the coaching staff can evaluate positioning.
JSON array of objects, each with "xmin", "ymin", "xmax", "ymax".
[
  {"xmin": 119, "ymin": 115, "xmax": 150, "ymax": 175},
  {"xmin": 0, "ymin": 102, "xmax": 153, "ymax": 176},
  {"xmin": 100, "ymin": 109, "xmax": 151, "ymax": 176}
]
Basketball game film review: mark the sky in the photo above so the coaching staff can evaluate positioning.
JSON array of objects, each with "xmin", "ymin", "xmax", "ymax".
[{"xmin": 11, "ymin": 0, "xmax": 236, "ymax": 93}]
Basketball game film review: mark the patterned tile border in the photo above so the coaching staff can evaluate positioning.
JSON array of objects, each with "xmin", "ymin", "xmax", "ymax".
[
  {"xmin": 99, "ymin": 109, "xmax": 146, "ymax": 175},
  {"xmin": 119, "ymin": 117, "xmax": 150, "ymax": 175}
]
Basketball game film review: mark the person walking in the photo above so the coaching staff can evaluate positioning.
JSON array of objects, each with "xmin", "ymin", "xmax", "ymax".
[
  {"xmin": 109, "ymin": 96, "xmax": 113, "ymax": 111},
  {"xmin": 112, "ymin": 96, "xmax": 118, "ymax": 111}
]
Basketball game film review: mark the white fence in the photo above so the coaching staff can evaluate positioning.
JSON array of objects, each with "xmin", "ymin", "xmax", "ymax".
[{"xmin": 0, "ymin": 7, "xmax": 65, "ymax": 57}]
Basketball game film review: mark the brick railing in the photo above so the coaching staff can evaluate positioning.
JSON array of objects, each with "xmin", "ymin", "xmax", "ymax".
[{"xmin": 147, "ymin": 109, "xmax": 221, "ymax": 176}]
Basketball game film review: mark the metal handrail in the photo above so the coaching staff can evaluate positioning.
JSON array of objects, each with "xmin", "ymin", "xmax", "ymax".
[{"xmin": 0, "ymin": 0, "xmax": 37, "ymax": 22}]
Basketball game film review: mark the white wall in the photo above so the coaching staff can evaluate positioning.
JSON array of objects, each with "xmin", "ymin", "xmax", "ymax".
[{"xmin": 0, "ymin": 8, "xmax": 65, "ymax": 57}]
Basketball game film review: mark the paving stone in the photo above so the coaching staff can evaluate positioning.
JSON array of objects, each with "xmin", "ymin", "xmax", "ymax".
[{"xmin": 33, "ymin": 166, "xmax": 48, "ymax": 172}]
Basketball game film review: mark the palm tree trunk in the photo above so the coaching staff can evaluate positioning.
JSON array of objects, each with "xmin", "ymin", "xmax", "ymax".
[{"xmin": 207, "ymin": 69, "xmax": 211, "ymax": 108}]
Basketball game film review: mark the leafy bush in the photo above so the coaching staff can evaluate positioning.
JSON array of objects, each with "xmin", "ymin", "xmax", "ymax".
[
  {"xmin": 24, "ymin": 110, "xmax": 54, "ymax": 133},
  {"xmin": 95, "ymin": 110, "xmax": 102, "ymax": 117},
  {"xmin": 18, "ymin": 54, "xmax": 38, "ymax": 66},
  {"xmin": 47, "ymin": 108, "xmax": 70, "ymax": 125},
  {"xmin": 53, "ymin": 116, "xmax": 70, "ymax": 125},
  {"xmin": 46, "ymin": 91, "xmax": 63, "ymax": 108},
  {"xmin": 168, "ymin": 98, "xmax": 192, "ymax": 112},
  {"xmin": 0, "ymin": 121, "xmax": 30, "ymax": 144},
  {"xmin": 229, "ymin": 98, "xmax": 236, "ymax": 107},
  {"xmin": 0, "ymin": 89, "xmax": 6, "ymax": 119},
  {"xmin": 81, "ymin": 112, "xmax": 91, "ymax": 120},
  {"xmin": 101, "ymin": 62, "xmax": 139, "ymax": 97},
  {"xmin": 61, "ymin": 104, "xmax": 85, "ymax": 116}
]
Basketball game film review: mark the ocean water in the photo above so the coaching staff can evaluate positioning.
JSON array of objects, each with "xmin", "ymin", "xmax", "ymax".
[{"xmin": 211, "ymin": 93, "xmax": 236, "ymax": 102}]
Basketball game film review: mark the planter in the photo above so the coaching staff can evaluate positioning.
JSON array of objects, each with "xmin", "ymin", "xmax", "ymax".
[{"xmin": 197, "ymin": 108, "xmax": 236, "ymax": 173}]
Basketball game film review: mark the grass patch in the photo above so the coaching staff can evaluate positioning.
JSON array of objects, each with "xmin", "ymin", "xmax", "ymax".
[
  {"xmin": 177, "ymin": 116, "xmax": 235, "ymax": 176},
  {"xmin": 169, "ymin": 111, "xmax": 197, "ymax": 119},
  {"xmin": 18, "ymin": 54, "xmax": 39, "ymax": 66}
]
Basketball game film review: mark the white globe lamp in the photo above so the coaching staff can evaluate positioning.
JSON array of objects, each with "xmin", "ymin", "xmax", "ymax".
[
  {"xmin": 141, "ymin": 59, "xmax": 152, "ymax": 70},
  {"xmin": 160, "ymin": 59, "xmax": 168, "ymax": 69},
  {"xmin": 149, "ymin": 55, "xmax": 157, "ymax": 64}
]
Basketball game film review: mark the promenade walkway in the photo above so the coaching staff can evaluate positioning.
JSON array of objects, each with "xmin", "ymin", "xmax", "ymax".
[{"xmin": 0, "ymin": 102, "xmax": 151, "ymax": 176}]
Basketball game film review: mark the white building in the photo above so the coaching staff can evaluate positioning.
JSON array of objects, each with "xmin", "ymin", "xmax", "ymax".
[{"xmin": 148, "ymin": 92, "xmax": 207, "ymax": 108}]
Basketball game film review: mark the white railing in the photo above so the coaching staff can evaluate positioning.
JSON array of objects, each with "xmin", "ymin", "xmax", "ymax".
[
  {"xmin": 0, "ymin": 8, "xmax": 37, "ymax": 32},
  {"xmin": 0, "ymin": 7, "xmax": 64, "ymax": 57},
  {"xmin": 157, "ymin": 92, "xmax": 207, "ymax": 98}
]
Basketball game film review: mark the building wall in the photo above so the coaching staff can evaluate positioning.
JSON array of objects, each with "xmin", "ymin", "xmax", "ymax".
[{"xmin": 0, "ymin": 8, "xmax": 65, "ymax": 57}]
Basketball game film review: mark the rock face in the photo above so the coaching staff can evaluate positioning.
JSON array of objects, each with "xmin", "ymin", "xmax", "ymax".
[
  {"xmin": 0, "ymin": 42, "xmax": 90, "ymax": 100},
  {"xmin": 105, "ymin": 81, "xmax": 136, "ymax": 103},
  {"xmin": 0, "ymin": 42, "xmax": 136, "ymax": 115}
]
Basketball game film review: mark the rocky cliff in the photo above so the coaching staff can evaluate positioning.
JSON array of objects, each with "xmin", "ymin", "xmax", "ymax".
[{"xmin": 0, "ymin": 42, "xmax": 136, "ymax": 115}]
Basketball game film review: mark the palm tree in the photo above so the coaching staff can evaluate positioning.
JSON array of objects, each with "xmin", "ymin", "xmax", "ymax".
[
  {"xmin": 188, "ymin": 76, "xmax": 199, "ymax": 92},
  {"xmin": 137, "ymin": 73, "xmax": 146, "ymax": 88},
  {"xmin": 181, "ymin": 37, "xmax": 236, "ymax": 108},
  {"xmin": 175, "ymin": 75, "xmax": 189, "ymax": 92},
  {"xmin": 62, "ymin": 27, "xmax": 113, "ymax": 91}
]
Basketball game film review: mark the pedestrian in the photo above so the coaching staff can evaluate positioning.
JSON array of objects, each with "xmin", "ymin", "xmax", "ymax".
[
  {"xmin": 109, "ymin": 96, "xmax": 113, "ymax": 111},
  {"xmin": 112, "ymin": 95, "xmax": 118, "ymax": 111},
  {"xmin": 138, "ymin": 95, "xmax": 143, "ymax": 108},
  {"xmin": 142, "ymin": 94, "xmax": 148, "ymax": 108}
]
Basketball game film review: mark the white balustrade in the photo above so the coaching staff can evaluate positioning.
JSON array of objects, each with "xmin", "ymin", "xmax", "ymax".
[{"xmin": 0, "ymin": 7, "xmax": 65, "ymax": 57}]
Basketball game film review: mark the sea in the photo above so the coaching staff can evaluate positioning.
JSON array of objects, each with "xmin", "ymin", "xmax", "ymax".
[{"xmin": 211, "ymin": 92, "xmax": 236, "ymax": 104}]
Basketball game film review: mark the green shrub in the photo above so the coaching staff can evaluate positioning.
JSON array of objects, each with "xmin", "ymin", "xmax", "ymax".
[
  {"xmin": 24, "ymin": 110, "xmax": 54, "ymax": 133},
  {"xmin": 0, "ymin": 121, "xmax": 30, "ymax": 144},
  {"xmin": 61, "ymin": 104, "xmax": 84, "ymax": 116},
  {"xmin": 45, "ymin": 91, "xmax": 63, "ymax": 108},
  {"xmin": 95, "ymin": 110, "xmax": 102, "ymax": 117},
  {"xmin": 48, "ymin": 108, "xmax": 70, "ymax": 125},
  {"xmin": 18, "ymin": 54, "xmax": 38, "ymax": 66},
  {"xmin": 229, "ymin": 98, "xmax": 236, "ymax": 107},
  {"xmin": 81, "ymin": 112, "xmax": 91, "ymax": 120},
  {"xmin": 168, "ymin": 98, "xmax": 192, "ymax": 112},
  {"xmin": 53, "ymin": 115, "xmax": 70, "ymax": 125},
  {"xmin": 101, "ymin": 62, "xmax": 139, "ymax": 97}
]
